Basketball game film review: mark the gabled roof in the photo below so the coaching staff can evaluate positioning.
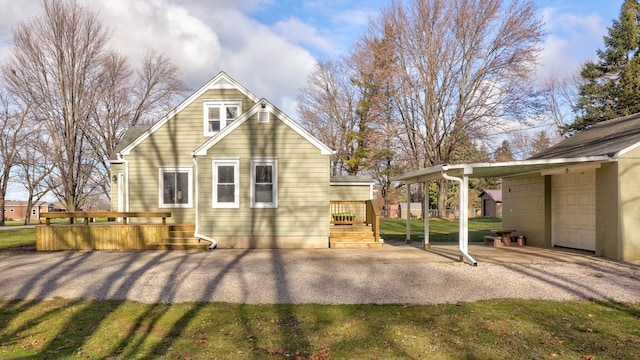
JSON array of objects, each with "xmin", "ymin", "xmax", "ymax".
[
  {"xmin": 192, "ymin": 98, "xmax": 333, "ymax": 156},
  {"xmin": 330, "ymin": 176, "xmax": 375, "ymax": 184},
  {"xmin": 530, "ymin": 112, "xmax": 640, "ymax": 159},
  {"xmin": 479, "ymin": 189, "xmax": 502, "ymax": 202},
  {"xmin": 117, "ymin": 71, "xmax": 261, "ymax": 156}
]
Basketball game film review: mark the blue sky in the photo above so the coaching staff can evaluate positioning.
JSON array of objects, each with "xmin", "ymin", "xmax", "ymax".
[
  {"xmin": 0, "ymin": 0, "xmax": 622, "ymax": 115},
  {"xmin": 0, "ymin": 0, "xmax": 624, "ymax": 200}
]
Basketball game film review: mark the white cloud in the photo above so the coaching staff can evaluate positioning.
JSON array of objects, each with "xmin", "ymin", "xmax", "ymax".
[{"xmin": 536, "ymin": 7, "xmax": 607, "ymax": 80}]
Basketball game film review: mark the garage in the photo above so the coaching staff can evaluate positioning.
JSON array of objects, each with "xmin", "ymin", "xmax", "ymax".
[{"xmin": 551, "ymin": 171, "xmax": 596, "ymax": 251}]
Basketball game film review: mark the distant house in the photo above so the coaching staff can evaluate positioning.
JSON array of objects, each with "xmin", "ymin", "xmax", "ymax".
[
  {"xmin": 4, "ymin": 201, "xmax": 48, "ymax": 221},
  {"xmin": 109, "ymin": 72, "xmax": 378, "ymax": 249},
  {"xmin": 398, "ymin": 203, "xmax": 422, "ymax": 219},
  {"xmin": 478, "ymin": 189, "xmax": 502, "ymax": 218}
]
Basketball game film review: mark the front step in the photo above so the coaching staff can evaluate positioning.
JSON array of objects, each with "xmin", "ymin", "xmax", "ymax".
[
  {"xmin": 146, "ymin": 224, "xmax": 210, "ymax": 250},
  {"xmin": 330, "ymin": 225, "xmax": 382, "ymax": 248}
]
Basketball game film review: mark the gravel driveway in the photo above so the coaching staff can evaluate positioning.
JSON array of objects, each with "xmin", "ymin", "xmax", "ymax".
[{"xmin": 0, "ymin": 245, "xmax": 639, "ymax": 304}]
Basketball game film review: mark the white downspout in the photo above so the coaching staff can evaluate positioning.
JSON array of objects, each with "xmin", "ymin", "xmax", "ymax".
[
  {"xmin": 405, "ymin": 182, "xmax": 411, "ymax": 244},
  {"xmin": 116, "ymin": 153, "xmax": 130, "ymax": 211},
  {"xmin": 192, "ymin": 155, "xmax": 217, "ymax": 249},
  {"xmin": 441, "ymin": 167, "xmax": 478, "ymax": 266},
  {"xmin": 423, "ymin": 182, "xmax": 430, "ymax": 249}
]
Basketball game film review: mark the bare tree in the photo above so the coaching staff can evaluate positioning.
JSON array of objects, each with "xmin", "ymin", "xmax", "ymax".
[
  {"xmin": 15, "ymin": 132, "xmax": 54, "ymax": 225},
  {"xmin": 87, "ymin": 50, "xmax": 187, "ymax": 200},
  {"xmin": 540, "ymin": 71, "xmax": 582, "ymax": 137},
  {"xmin": 297, "ymin": 59, "xmax": 364, "ymax": 175},
  {"xmin": 0, "ymin": 91, "xmax": 30, "ymax": 225},
  {"xmin": 2, "ymin": 0, "xmax": 109, "ymax": 211},
  {"xmin": 361, "ymin": 0, "xmax": 544, "ymax": 217},
  {"xmin": 2, "ymin": 1, "xmax": 187, "ymax": 207}
]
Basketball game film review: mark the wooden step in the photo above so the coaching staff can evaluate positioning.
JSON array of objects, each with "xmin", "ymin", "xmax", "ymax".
[
  {"xmin": 329, "ymin": 224, "xmax": 380, "ymax": 248},
  {"xmin": 330, "ymin": 241, "xmax": 383, "ymax": 249},
  {"xmin": 146, "ymin": 224, "xmax": 209, "ymax": 250}
]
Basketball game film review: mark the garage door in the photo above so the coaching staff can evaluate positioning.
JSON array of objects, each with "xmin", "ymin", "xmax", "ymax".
[{"xmin": 551, "ymin": 171, "xmax": 596, "ymax": 251}]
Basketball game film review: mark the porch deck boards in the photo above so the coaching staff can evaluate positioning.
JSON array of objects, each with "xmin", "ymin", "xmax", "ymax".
[{"xmin": 329, "ymin": 224, "xmax": 381, "ymax": 248}]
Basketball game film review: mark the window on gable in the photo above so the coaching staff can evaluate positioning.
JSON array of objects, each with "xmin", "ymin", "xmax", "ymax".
[
  {"xmin": 159, "ymin": 167, "xmax": 193, "ymax": 208},
  {"xmin": 204, "ymin": 101, "xmax": 241, "ymax": 135},
  {"xmin": 212, "ymin": 158, "xmax": 239, "ymax": 208},
  {"xmin": 251, "ymin": 158, "xmax": 278, "ymax": 208}
]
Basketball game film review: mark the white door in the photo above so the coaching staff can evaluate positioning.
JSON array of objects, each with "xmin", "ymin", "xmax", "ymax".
[{"xmin": 551, "ymin": 171, "xmax": 596, "ymax": 251}]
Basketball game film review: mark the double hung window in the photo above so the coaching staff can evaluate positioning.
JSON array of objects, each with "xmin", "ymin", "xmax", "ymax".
[
  {"xmin": 251, "ymin": 159, "xmax": 278, "ymax": 208},
  {"xmin": 159, "ymin": 167, "xmax": 192, "ymax": 208},
  {"xmin": 212, "ymin": 159, "xmax": 239, "ymax": 208}
]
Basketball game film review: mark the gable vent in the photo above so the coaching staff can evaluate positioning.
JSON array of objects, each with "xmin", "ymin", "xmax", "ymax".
[{"xmin": 258, "ymin": 110, "xmax": 269, "ymax": 123}]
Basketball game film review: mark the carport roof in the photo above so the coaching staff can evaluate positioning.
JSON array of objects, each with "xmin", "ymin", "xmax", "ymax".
[{"xmin": 393, "ymin": 156, "xmax": 611, "ymax": 184}]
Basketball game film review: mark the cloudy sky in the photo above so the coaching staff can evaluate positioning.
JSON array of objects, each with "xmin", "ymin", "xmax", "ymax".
[{"xmin": 0, "ymin": 0, "xmax": 622, "ymax": 117}]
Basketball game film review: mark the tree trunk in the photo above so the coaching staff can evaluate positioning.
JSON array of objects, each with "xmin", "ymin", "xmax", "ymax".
[{"xmin": 437, "ymin": 179, "xmax": 448, "ymax": 219}]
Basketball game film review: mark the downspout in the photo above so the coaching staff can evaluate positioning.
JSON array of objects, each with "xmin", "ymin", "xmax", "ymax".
[
  {"xmin": 441, "ymin": 167, "xmax": 478, "ymax": 266},
  {"xmin": 405, "ymin": 182, "xmax": 411, "ymax": 244},
  {"xmin": 192, "ymin": 155, "xmax": 217, "ymax": 249},
  {"xmin": 116, "ymin": 153, "xmax": 130, "ymax": 211}
]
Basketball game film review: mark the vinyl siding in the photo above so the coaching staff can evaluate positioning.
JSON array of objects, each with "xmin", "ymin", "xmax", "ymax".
[
  {"xmin": 124, "ymin": 89, "xmax": 257, "ymax": 224},
  {"xmin": 595, "ymin": 162, "xmax": 620, "ymax": 259},
  {"xmin": 329, "ymin": 184, "xmax": 371, "ymax": 201},
  {"xmin": 197, "ymin": 112, "xmax": 330, "ymax": 239},
  {"xmin": 110, "ymin": 163, "xmax": 124, "ymax": 212},
  {"xmin": 617, "ymin": 152, "xmax": 640, "ymax": 260}
]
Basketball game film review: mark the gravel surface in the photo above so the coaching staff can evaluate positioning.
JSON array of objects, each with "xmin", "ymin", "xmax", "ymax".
[{"xmin": 0, "ymin": 246, "xmax": 639, "ymax": 304}]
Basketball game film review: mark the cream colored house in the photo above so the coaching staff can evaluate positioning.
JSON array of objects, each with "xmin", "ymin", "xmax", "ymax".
[
  {"xmin": 110, "ymin": 72, "xmax": 379, "ymax": 249},
  {"xmin": 394, "ymin": 113, "xmax": 640, "ymax": 262}
]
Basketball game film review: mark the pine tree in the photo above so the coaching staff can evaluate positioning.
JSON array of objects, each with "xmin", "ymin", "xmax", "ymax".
[{"xmin": 570, "ymin": 0, "xmax": 640, "ymax": 134}]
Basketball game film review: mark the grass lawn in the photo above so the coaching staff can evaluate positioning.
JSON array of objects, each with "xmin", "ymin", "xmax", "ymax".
[
  {"xmin": 0, "ymin": 299, "xmax": 638, "ymax": 359},
  {"xmin": 0, "ymin": 229, "xmax": 35, "ymax": 250},
  {"xmin": 380, "ymin": 217, "xmax": 502, "ymax": 243}
]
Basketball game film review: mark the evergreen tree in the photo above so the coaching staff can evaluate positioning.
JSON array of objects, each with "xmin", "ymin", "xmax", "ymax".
[{"xmin": 570, "ymin": 0, "xmax": 640, "ymax": 134}]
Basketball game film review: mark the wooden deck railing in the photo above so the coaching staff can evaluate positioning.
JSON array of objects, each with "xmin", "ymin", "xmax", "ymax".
[
  {"xmin": 330, "ymin": 200, "xmax": 380, "ymax": 242},
  {"xmin": 40, "ymin": 211, "xmax": 172, "ymax": 225}
]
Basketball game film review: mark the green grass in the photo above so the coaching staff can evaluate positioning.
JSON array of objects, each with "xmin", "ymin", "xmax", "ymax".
[
  {"xmin": 0, "ymin": 229, "xmax": 35, "ymax": 249},
  {"xmin": 0, "ymin": 299, "xmax": 637, "ymax": 359},
  {"xmin": 380, "ymin": 217, "xmax": 502, "ymax": 243}
]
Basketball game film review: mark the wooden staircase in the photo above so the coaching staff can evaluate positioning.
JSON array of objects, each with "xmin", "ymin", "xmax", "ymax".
[
  {"xmin": 329, "ymin": 224, "xmax": 382, "ymax": 248},
  {"xmin": 146, "ymin": 224, "xmax": 210, "ymax": 250}
]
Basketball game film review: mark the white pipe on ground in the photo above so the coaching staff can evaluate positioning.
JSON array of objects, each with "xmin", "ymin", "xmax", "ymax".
[{"xmin": 441, "ymin": 168, "xmax": 478, "ymax": 266}]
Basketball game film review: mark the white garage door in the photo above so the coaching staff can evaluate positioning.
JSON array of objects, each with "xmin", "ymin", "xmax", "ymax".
[{"xmin": 551, "ymin": 171, "xmax": 596, "ymax": 251}]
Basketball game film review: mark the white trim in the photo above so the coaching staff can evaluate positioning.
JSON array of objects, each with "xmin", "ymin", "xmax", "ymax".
[
  {"xmin": 212, "ymin": 158, "xmax": 240, "ymax": 208},
  {"xmin": 119, "ymin": 72, "xmax": 260, "ymax": 156},
  {"xmin": 193, "ymin": 99, "xmax": 333, "ymax": 156},
  {"xmin": 250, "ymin": 158, "xmax": 278, "ymax": 208},
  {"xmin": 615, "ymin": 141, "xmax": 640, "ymax": 157},
  {"xmin": 158, "ymin": 166, "xmax": 193, "ymax": 208},
  {"xmin": 203, "ymin": 100, "xmax": 243, "ymax": 136}
]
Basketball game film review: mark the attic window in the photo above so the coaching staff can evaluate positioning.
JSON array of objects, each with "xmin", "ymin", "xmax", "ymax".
[
  {"xmin": 258, "ymin": 110, "xmax": 269, "ymax": 123},
  {"xmin": 203, "ymin": 100, "xmax": 242, "ymax": 136}
]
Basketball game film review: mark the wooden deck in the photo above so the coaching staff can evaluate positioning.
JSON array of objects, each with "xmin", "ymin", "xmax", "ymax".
[{"xmin": 36, "ymin": 212, "xmax": 208, "ymax": 251}]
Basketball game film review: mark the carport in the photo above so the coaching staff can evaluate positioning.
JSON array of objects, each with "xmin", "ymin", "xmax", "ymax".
[{"xmin": 393, "ymin": 156, "xmax": 610, "ymax": 266}]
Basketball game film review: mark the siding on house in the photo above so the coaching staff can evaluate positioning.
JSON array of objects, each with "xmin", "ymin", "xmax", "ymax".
[
  {"xmin": 196, "ymin": 112, "xmax": 330, "ymax": 247},
  {"xmin": 329, "ymin": 184, "xmax": 371, "ymax": 201},
  {"xmin": 123, "ymin": 89, "xmax": 256, "ymax": 224},
  {"xmin": 502, "ymin": 174, "xmax": 551, "ymax": 247},
  {"xmin": 596, "ymin": 162, "xmax": 619, "ymax": 259},
  {"xmin": 618, "ymin": 149, "xmax": 640, "ymax": 260}
]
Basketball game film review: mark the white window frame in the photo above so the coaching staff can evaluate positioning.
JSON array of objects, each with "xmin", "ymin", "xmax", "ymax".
[
  {"xmin": 212, "ymin": 158, "xmax": 240, "ymax": 208},
  {"xmin": 203, "ymin": 100, "xmax": 242, "ymax": 136},
  {"xmin": 158, "ymin": 167, "xmax": 193, "ymax": 208},
  {"xmin": 250, "ymin": 158, "xmax": 278, "ymax": 208}
]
